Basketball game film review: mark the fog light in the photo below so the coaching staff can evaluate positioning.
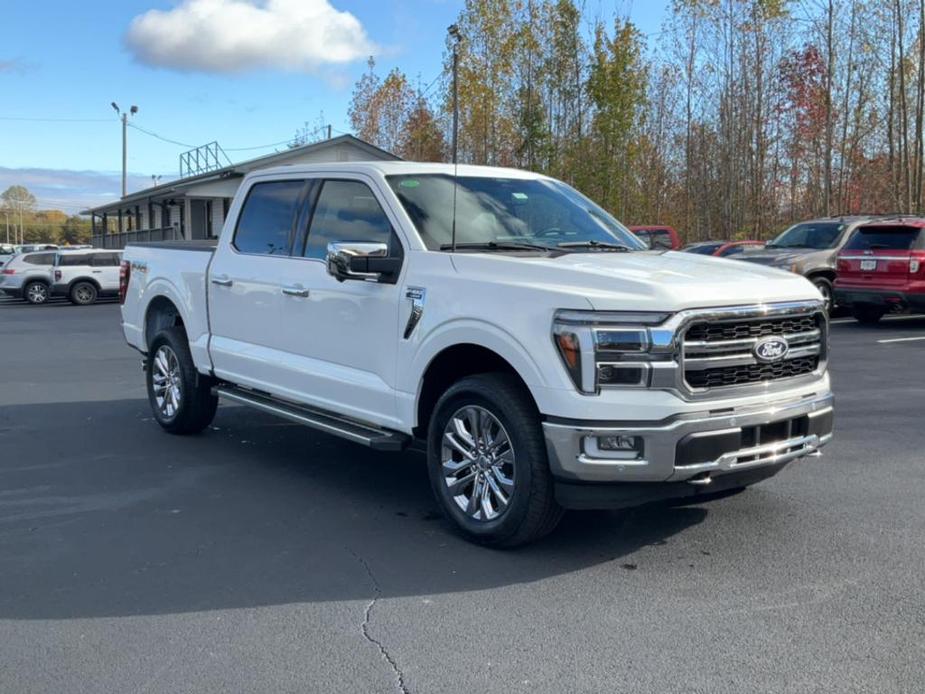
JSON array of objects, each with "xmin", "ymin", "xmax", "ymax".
[
  {"xmin": 598, "ymin": 435, "xmax": 641, "ymax": 452},
  {"xmin": 597, "ymin": 364, "xmax": 647, "ymax": 386}
]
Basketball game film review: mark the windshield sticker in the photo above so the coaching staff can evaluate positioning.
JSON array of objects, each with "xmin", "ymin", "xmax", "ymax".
[
  {"xmin": 400, "ymin": 179, "xmax": 420, "ymax": 188},
  {"xmin": 512, "ymin": 192, "xmax": 528, "ymax": 200}
]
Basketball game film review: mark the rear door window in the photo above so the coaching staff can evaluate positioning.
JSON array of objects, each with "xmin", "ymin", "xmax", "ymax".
[
  {"xmin": 845, "ymin": 226, "xmax": 922, "ymax": 251},
  {"xmin": 22, "ymin": 253, "xmax": 55, "ymax": 265},
  {"xmin": 233, "ymin": 180, "xmax": 305, "ymax": 256},
  {"xmin": 58, "ymin": 254, "xmax": 92, "ymax": 266}
]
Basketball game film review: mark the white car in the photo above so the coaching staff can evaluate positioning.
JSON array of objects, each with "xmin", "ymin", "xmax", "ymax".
[
  {"xmin": 51, "ymin": 250, "xmax": 123, "ymax": 305},
  {"xmin": 119, "ymin": 162, "xmax": 834, "ymax": 546},
  {"xmin": 0, "ymin": 250, "xmax": 57, "ymax": 303}
]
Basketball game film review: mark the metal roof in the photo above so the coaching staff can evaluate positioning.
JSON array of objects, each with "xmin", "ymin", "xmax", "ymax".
[{"xmin": 82, "ymin": 134, "xmax": 400, "ymax": 215}]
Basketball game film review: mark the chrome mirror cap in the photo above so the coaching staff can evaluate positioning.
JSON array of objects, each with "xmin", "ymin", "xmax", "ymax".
[{"xmin": 326, "ymin": 242, "xmax": 388, "ymax": 282}]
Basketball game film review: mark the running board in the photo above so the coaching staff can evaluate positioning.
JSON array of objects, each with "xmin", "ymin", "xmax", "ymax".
[{"xmin": 213, "ymin": 385, "xmax": 411, "ymax": 452}]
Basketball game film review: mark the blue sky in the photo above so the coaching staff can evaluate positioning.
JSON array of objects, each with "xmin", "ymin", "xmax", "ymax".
[{"xmin": 0, "ymin": 0, "xmax": 668, "ymax": 213}]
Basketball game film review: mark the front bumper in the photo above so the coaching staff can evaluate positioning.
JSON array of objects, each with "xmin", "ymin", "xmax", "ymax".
[
  {"xmin": 834, "ymin": 287, "xmax": 925, "ymax": 311},
  {"xmin": 543, "ymin": 391, "xmax": 833, "ymax": 507}
]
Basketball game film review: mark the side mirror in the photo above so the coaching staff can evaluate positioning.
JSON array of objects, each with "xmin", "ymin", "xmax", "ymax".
[{"xmin": 326, "ymin": 242, "xmax": 399, "ymax": 283}]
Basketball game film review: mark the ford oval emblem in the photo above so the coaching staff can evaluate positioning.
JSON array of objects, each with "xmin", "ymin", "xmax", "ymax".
[{"xmin": 754, "ymin": 336, "xmax": 789, "ymax": 363}]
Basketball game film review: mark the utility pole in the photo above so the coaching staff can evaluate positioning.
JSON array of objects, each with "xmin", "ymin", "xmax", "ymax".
[
  {"xmin": 111, "ymin": 102, "xmax": 138, "ymax": 199},
  {"xmin": 448, "ymin": 24, "xmax": 462, "ymax": 164}
]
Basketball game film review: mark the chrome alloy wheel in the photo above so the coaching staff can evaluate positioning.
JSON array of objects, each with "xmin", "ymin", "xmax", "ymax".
[
  {"xmin": 151, "ymin": 345, "xmax": 182, "ymax": 419},
  {"xmin": 74, "ymin": 284, "xmax": 94, "ymax": 303},
  {"xmin": 441, "ymin": 405, "xmax": 515, "ymax": 521},
  {"xmin": 26, "ymin": 283, "xmax": 47, "ymax": 303}
]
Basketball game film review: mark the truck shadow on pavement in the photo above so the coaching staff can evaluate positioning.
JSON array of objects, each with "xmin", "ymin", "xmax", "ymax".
[{"xmin": 0, "ymin": 398, "xmax": 709, "ymax": 620}]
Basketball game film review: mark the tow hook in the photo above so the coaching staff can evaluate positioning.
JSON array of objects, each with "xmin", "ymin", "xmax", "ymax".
[{"xmin": 688, "ymin": 473, "xmax": 712, "ymax": 486}]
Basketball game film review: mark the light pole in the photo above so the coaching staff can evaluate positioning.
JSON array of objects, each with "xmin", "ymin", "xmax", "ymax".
[
  {"xmin": 111, "ymin": 102, "xmax": 138, "ymax": 199},
  {"xmin": 448, "ymin": 24, "xmax": 461, "ymax": 165}
]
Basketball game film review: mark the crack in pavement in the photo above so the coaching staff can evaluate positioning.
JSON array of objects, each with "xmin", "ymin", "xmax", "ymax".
[{"xmin": 347, "ymin": 548, "xmax": 409, "ymax": 694}]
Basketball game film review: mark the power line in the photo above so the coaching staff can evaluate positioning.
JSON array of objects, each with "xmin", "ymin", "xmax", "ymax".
[
  {"xmin": 224, "ymin": 137, "xmax": 297, "ymax": 152},
  {"xmin": 0, "ymin": 116, "xmax": 115, "ymax": 122},
  {"xmin": 127, "ymin": 122, "xmax": 196, "ymax": 149}
]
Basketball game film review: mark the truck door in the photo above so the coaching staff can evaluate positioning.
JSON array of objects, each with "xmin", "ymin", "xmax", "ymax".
[
  {"xmin": 207, "ymin": 177, "xmax": 311, "ymax": 394},
  {"xmin": 277, "ymin": 177, "xmax": 404, "ymax": 429}
]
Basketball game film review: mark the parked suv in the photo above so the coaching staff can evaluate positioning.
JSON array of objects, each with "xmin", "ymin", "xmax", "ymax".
[
  {"xmin": 834, "ymin": 218, "xmax": 925, "ymax": 323},
  {"xmin": 0, "ymin": 250, "xmax": 57, "ymax": 304},
  {"xmin": 739, "ymin": 217, "xmax": 873, "ymax": 312},
  {"xmin": 51, "ymin": 250, "xmax": 122, "ymax": 305}
]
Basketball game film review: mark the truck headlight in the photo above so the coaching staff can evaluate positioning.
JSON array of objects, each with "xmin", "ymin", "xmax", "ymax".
[{"xmin": 553, "ymin": 310, "xmax": 674, "ymax": 393}]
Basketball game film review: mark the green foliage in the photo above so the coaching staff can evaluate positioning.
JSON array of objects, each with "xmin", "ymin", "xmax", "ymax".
[{"xmin": 0, "ymin": 185, "xmax": 90, "ymax": 245}]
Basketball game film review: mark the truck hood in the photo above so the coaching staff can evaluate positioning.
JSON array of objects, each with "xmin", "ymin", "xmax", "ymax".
[{"xmin": 449, "ymin": 250, "xmax": 821, "ymax": 311}]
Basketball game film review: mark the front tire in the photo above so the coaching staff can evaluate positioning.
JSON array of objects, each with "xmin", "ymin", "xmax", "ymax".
[
  {"xmin": 146, "ymin": 327, "xmax": 218, "ymax": 434},
  {"xmin": 853, "ymin": 305, "xmax": 885, "ymax": 324},
  {"xmin": 23, "ymin": 281, "xmax": 48, "ymax": 305},
  {"xmin": 811, "ymin": 277, "xmax": 834, "ymax": 314},
  {"xmin": 69, "ymin": 281, "xmax": 98, "ymax": 305},
  {"xmin": 426, "ymin": 373, "xmax": 563, "ymax": 547}
]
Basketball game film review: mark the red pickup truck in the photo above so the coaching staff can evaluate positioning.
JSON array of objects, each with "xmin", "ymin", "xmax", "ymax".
[
  {"xmin": 628, "ymin": 225, "xmax": 681, "ymax": 250},
  {"xmin": 834, "ymin": 218, "xmax": 925, "ymax": 323}
]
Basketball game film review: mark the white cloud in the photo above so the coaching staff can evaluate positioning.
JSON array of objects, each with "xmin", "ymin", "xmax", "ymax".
[{"xmin": 125, "ymin": 0, "xmax": 376, "ymax": 74}]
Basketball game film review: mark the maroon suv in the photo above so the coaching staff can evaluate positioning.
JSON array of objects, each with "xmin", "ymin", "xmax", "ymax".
[{"xmin": 834, "ymin": 218, "xmax": 925, "ymax": 323}]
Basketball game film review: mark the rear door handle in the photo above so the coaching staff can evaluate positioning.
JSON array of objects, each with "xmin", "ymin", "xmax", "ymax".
[
  {"xmin": 211, "ymin": 275, "xmax": 233, "ymax": 287},
  {"xmin": 281, "ymin": 285, "xmax": 309, "ymax": 297}
]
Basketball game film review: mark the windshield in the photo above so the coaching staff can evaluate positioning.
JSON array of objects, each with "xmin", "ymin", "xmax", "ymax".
[
  {"xmin": 386, "ymin": 174, "xmax": 646, "ymax": 252},
  {"xmin": 768, "ymin": 222, "xmax": 844, "ymax": 249}
]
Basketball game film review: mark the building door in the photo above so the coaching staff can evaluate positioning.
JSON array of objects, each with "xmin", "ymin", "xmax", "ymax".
[{"xmin": 190, "ymin": 200, "xmax": 208, "ymax": 240}]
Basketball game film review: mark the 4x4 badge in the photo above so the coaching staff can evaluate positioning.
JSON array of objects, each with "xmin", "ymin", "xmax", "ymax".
[{"xmin": 753, "ymin": 335, "xmax": 789, "ymax": 363}]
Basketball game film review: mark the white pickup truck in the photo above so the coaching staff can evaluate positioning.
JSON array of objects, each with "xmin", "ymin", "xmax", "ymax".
[{"xmin": 120, "ymin": 162, "xmax": 834, "ymax": 546}]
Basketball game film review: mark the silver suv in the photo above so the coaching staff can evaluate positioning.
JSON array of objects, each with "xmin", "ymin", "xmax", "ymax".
[
  {"xmin": 739, "ymin": 216, "xmax": 873, "ymax": 311},
  {"xmin": 0, "ymin": 251, "xmax": 57, "ymax": 304}
]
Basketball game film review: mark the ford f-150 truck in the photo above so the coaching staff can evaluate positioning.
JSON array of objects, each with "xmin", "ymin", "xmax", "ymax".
[{"xmin": 120, "ymin": 162, "xmax": 834, "ymax": 546}]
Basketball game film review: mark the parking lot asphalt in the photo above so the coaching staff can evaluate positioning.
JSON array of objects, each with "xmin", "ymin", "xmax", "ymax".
[{"xmin": 1, "ymin": 297, "xmax": 923, "ymax": 694}]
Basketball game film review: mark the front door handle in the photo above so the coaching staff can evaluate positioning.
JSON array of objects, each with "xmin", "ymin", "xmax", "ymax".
[
  {"xmin": 211, "ymin": 275, "xmax": 233, "ymax": 287},
  {"xmin": 281, "ymin": 285, "xmax": 309, "ymax": 298}
]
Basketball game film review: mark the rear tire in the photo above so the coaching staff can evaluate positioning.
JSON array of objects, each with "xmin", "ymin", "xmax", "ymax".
[
  {"xmin": 23, "ymin": 281, "xmax": 48, "ymax": 305},
  {"xmin": 426, "ymin": 373, "xmax": 563, "ymax": 547},
  {"xmin": 69, "ymin": 281, "xmax": 98, "ymax": 306},
  {"xmin": 853, "ymin": 306, "xmax": 885, "ymax": 324},
  {"xmin": 146, "ymin": 326, "xmax": 218, "ymax": 434}
]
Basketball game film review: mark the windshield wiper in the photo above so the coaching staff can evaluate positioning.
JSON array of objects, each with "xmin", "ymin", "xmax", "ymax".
[
  {"xmin": 557, "ymin": 240, "xmax": 632, "ymax": 252},
  {"xmin": 440, "ymin": 241, "xmax": 555, "ymax": 252}
]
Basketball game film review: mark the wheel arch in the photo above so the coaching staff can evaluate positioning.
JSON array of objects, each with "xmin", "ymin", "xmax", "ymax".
[
  {"xmin": 414, "ymin": 343, "xmax": 539, "ymax": 438},
  {"xmin": 143, "ymin": 295, "xmax": 187, "ymax": 350},
  {"xmin": 806, "ymin": 268, "xmax": 836, "ymax": 285}
]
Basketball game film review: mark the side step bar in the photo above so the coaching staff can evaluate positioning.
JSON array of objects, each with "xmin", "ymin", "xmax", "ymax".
[{"xmin": 213, "ymin": 385, "xmax": 411, "ymax": 452}]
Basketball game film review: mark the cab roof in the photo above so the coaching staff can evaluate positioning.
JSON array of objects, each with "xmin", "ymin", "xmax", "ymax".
[{"xmin": 245, "ymin": 160, "xmax": 549, "ymax": 181}]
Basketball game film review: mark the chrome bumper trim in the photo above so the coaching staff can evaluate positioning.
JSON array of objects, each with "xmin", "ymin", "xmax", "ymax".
[{"xmin": 543, "ymin": 392, "xmax": 834, "ymax": 483}]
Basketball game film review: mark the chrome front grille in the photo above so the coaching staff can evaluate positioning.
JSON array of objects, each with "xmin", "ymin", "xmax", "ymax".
[{"xmin": 682, "ymin": 311, "xmax": 826, "ymax": 391}]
